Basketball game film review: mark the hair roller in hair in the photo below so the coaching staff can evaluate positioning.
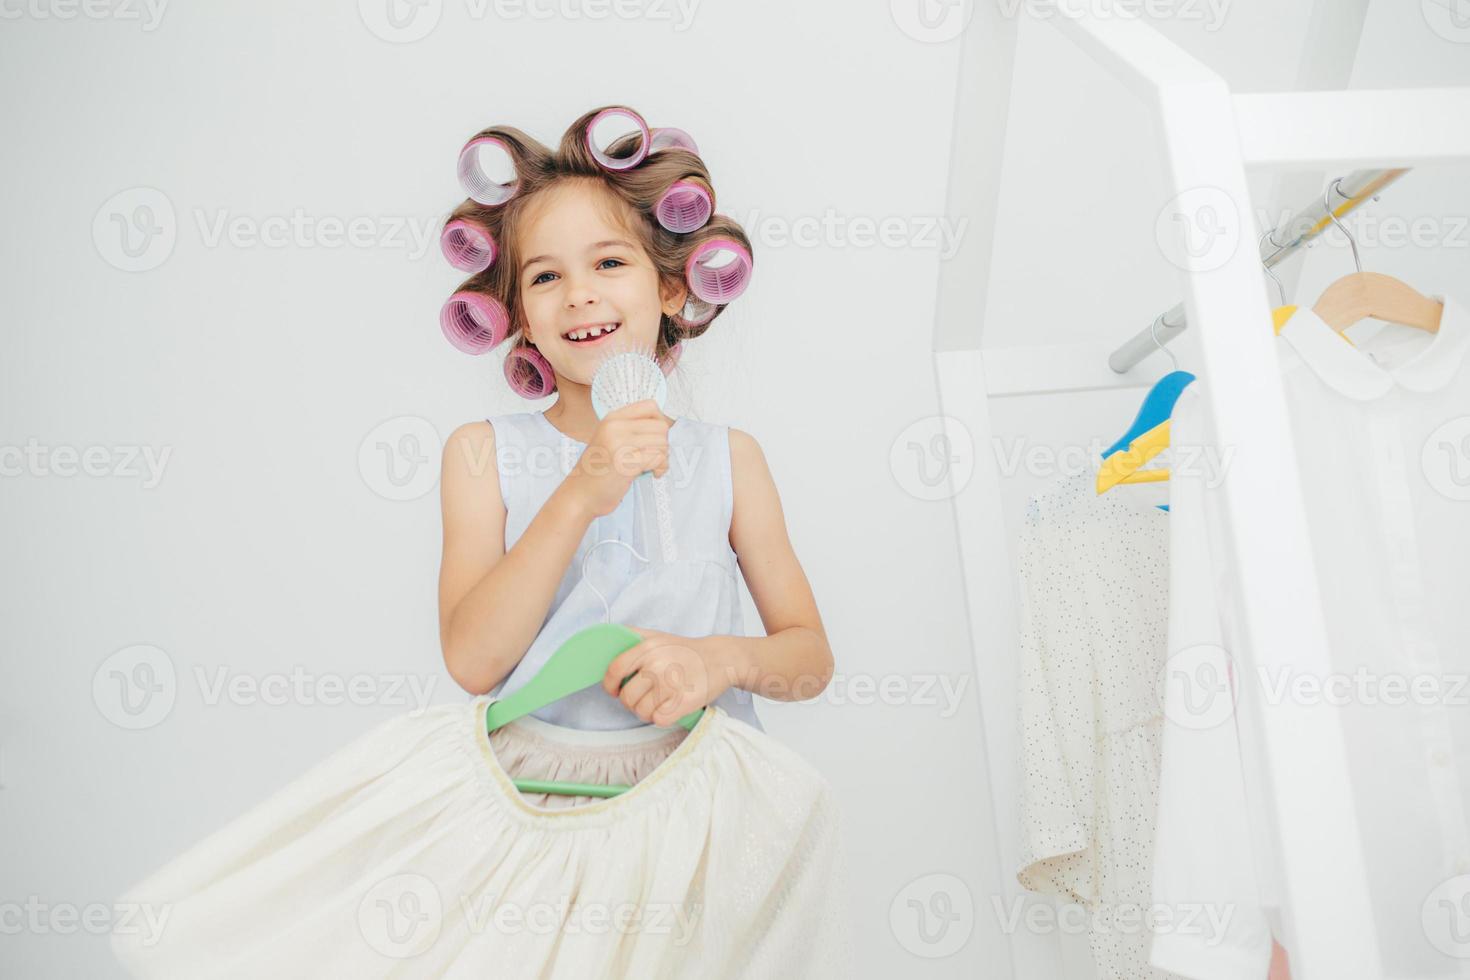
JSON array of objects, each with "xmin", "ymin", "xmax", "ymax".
[
  {"xmin": 649, "ymin": 127, "xmax": 699, "ymax": 155},
  {"xmin": 586, "ymin": 107, "xmax": 649, "ymax": 172},
  {"xmin": 440, "ymin": 291, "xmax": 510, "ymax": 354},
  {"xmin": 457, "ymin": 136, "xmax": 519, "ymax": 206},
  {"xmin": 671, "ymin": 295, "xmax": 717, "ymax": 329},
  {"xmin": 440, "ymin": 218, "xmax": 496, "ymax": 273},
  {"xmin": 504, "ymin": 343, "xmax": 556, "ymax": 399},
  {"xmin": 685, "ymin": 237, "xmax": 753, "ymax": 304},
  {"xmin": 654, "ymin": 178, "xmax": 712, "ymax": 234}
]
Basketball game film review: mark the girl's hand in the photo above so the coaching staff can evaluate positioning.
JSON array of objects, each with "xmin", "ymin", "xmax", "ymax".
[
  {"xmin": 602, "ymin": 629, "xmax": 734, "ymax": 726},
  {"xmin": 565, "ymin": 400, "xmax": 670, "ymax": 519}
]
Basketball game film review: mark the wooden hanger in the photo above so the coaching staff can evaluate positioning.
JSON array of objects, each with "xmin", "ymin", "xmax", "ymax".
[
  {"xmin": 1313, "ymin": 271, "xmax": 1443, "ymax": 333},
  {"xmin": 1310, "ymin": 179, "xmax": 1443, "ymax": 335}
]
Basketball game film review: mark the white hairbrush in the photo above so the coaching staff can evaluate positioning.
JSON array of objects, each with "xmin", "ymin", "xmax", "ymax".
[{"xmin": 590, "ymin": 341, "xmax": 678, "ymax": 564}]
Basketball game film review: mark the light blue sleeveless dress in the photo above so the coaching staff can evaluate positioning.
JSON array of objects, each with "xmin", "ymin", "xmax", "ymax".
[{"xmin": 485, "ymin": 410, "xmax": 763, "ymax": 732}]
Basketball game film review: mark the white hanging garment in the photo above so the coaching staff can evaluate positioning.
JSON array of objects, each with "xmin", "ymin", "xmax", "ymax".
[
  {"xmin": 1015, "ymin": 463, "xmax": 1188, "ymax": 980},
  {"xmin": 1152, "ymin": 293, "xmax": 1470, "ymax": 980}
]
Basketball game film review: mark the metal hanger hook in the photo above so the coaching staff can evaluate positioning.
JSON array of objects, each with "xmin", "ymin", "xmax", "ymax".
[
  {"xmin": 1149, "ymin": 313, "xmax": 1179, "ymax": 372},
  {"xmin": 1259, "ymin": 229, "xmax": 1288, "ymax": 306},
  {"xmin": 1323, "ymin": 178, "xmax": 1363, "ymax": 274},
  {"xmin": 580, "ymin": 534, "xmax": 650, "ymax": 624}
]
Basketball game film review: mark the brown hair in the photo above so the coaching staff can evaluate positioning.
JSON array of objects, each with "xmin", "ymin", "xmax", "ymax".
[{"xmin": 443, "ymin": 105, "xmax": 752, "ymax": 368}]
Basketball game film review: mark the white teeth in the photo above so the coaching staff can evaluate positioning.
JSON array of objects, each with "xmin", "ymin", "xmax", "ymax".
[{"xmin": 566, "ymin": 322, "xmax": 619, "ymax": 341}]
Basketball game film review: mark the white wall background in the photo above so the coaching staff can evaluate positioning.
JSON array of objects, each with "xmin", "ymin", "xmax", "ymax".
[{"xmin": 1, "ymin": 0, "xmax": 1466, "ymax": 977}]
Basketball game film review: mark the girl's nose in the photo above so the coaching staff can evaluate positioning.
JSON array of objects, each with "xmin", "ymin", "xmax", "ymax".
[{"xmin": 562, "ymin": 274, "xmax": 600, "ymax": 308}]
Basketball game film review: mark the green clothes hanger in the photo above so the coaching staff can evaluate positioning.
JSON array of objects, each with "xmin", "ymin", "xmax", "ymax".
[{"xmin": 484, "ymin": 622, "xmax": 706, "ymax": 799}]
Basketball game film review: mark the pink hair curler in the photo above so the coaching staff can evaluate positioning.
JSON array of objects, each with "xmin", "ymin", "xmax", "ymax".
[
  {"xmin": 654, "ymin": 178, "xmax": 712, "ymax": 234},
  {"xmin": 440, "ymin": 218, "xmax": 497, "ymax": 273},
  {"xmin": 585, "ymin": 107, "xmax": 649, "ymax": 172},
  {"xmin": 685, "ymin": 237, "xmax": 753, "ymax": 304},
  {"xmin": 457, "ymin": 136, "xmax": 519, "ymax": 207},
  {"xmin": 440, "ymin": 291, "xmax": 510, "ymax": 354},
  {"xmin": 649, "ymin": 127, "xmax": 699, "ymax": 155},
  {"xmin": 671, "ymin": 295, "xmax": 717, "ymax": 329},
  {"xmin": 504, "ymin": 343, "xmax": 556, "ymax": 399}
]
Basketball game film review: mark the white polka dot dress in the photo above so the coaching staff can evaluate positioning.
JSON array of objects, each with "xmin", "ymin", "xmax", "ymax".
[{"xmin": 1015, "ymin": 464, "xmax": 1187, "ymax": 980}]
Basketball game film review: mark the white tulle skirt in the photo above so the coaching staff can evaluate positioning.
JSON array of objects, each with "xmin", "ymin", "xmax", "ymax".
[{"xmin": 110, "ymin": 697, "xmax": 853, "ymax": 979}]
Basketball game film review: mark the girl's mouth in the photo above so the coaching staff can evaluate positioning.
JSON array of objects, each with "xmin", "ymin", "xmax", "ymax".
[{"xmin": 562, "ymin": 321, "xmax": 622, "ymax": 345}]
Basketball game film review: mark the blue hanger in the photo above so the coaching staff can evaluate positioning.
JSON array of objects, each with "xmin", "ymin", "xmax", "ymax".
[
  {"xmin": 1101, "ymin": 368, "xmax": 1196, "ymax": 457},
  {"xmin": 1102, "ymin": 315, "xmax": 1195, "ymax": 511}
]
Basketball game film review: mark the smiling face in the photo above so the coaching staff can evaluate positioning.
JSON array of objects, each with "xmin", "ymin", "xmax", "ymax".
[{"xmin": 515, "ymin": 179, "xmax": 686, "ymax": 387}]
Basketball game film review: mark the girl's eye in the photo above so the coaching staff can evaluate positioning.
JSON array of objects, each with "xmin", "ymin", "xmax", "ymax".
[{"xmin": 529, "ymin": 259, "xmax": 622, "ymax": 287}]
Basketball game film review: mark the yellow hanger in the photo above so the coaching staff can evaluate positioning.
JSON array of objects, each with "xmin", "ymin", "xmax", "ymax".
[
  {"xmin": 1099, "ymin": 303, "xmax": 1301, "ymax": 495},
  {"xmin": 1095, "ymin": 421, "xmax": 1172, "ymax": 493},
  {"xmin": 1272, "ymin": 302, "xmax": 1360, "ymax": 347}
]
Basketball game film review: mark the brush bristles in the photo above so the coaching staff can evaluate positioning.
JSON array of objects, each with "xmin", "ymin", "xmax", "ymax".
[{"xmin": 591, "ymin": 342, "xmax": 662, "ymax": 412}]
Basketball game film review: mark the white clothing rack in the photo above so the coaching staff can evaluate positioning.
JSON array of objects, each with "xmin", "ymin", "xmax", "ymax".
[
  {"xmin": 1108, "ymin": 167, "xmax": 1406, "ymax": 373},
  {"xmin": 932, "ymin": 8, "xmax": 1470, "ymax": 980}
]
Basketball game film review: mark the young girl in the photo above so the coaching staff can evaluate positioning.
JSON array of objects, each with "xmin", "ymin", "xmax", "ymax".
[
  {"xmin": 109, "ymin": 106, "xmax": 854, "ymax": 978},
  {"xmin": 437, "ymin": 105, "xmax": 835, "ymax": 802}
]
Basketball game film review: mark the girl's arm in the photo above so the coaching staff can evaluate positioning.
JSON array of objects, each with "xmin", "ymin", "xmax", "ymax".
[
  {"xmin": 437, "ymin": 421, "xmax": 595, "ymax": 696},
  {"xmin": 718, "ymin": 428, "xmax": 835, "ymax": 702}
]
